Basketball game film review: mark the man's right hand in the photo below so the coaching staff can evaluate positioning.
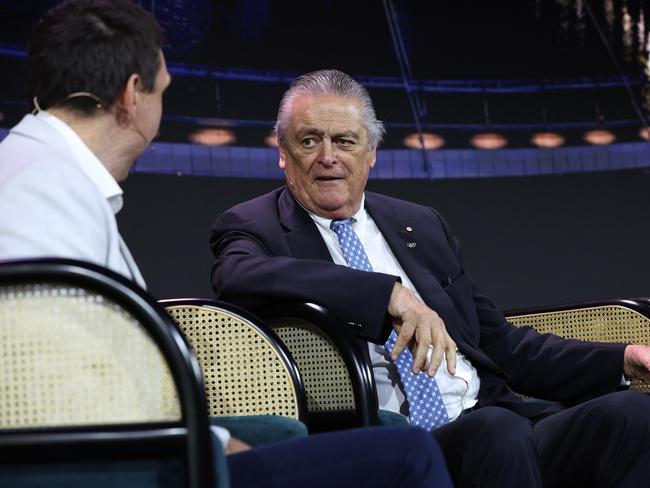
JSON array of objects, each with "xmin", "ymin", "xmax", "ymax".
[
  {"xmin": 387, "ymin": 282, "xmax": 457, "ymax": 377},
  {"xmin": 225, "ymin": 436, "xmax": 252, "ymax": 455}
]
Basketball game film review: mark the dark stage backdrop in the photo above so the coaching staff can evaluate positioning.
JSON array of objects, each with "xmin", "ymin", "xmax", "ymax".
[{"xmin": 118, "ymin": 168, "xmax": 650, "ymax": 310}]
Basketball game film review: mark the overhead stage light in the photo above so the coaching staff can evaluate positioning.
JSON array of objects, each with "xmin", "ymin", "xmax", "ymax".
[
  {"xmin": 189, "ymin": 128, "xmax": 236, "ymax": 146},
  {"xmin": 470, "ymin": 132, "xmax": 507, "ymax": 149},
  {"xmin": 583, "ymin": 129, "xmax": 615, "ymax": 145},
  {"xmin": 403, "ymin": 132, "xmax": 445, "ymax": 149},
  {"xmin": 531, "ymin": 132, "xmax": 565, "ymax": 148}
]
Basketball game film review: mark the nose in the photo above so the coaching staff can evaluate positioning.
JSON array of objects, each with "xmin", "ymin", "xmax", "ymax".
[{"xmin": 317, "ymin": 139, "xmax": 336, "ymax": 166}]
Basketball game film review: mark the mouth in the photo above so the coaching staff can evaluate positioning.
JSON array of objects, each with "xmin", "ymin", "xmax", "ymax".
[{"xmin": 314, "ymin": 176, "xmax": 345, "ymax": 182}]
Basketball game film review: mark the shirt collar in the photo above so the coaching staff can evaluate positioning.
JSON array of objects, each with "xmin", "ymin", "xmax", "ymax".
[
  {"xmin": 37, "ymin": 111, "xmax": 124, "ymax": 214},
  {"xmin": 306, "ymin": 194, "xmax": 368, "ymax": 241}
]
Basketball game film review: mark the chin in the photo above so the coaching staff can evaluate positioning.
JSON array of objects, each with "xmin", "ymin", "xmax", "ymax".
[
  {"xmin": 315, "ymin": 202, "xmax": 355, "ymax": 219},
  {"xmin": 114, "ymin": 168, "xmax": 131, "ymax": 183}
]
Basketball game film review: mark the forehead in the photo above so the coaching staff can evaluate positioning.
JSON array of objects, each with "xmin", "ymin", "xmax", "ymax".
[{"xmin": 288, "ymin": 94, "xmax": 366, "ymax": 135}]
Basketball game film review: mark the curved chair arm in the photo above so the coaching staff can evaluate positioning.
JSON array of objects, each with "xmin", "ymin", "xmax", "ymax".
[
  {"xmin": 159, "ymin": 298, "xmax": 308, "ymax": 424},
  {"xmin": 256, "ymin": 302, "xmax": 379, "ymax": 432},
  {"xmin": 504, "ymin": 298, "xmax": 650, "ymax": 393},
  {"xmin": 0, "ymin": 258, "xmax": 215, "ymax": 488}
]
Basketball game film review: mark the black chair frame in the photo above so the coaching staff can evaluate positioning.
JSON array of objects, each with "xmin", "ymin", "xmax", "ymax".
[
  {"xmin": 504, "ymin": 298, "xmax": 650, "ymax": 318},
  {"xmin": 0, "ymin": 258, "xmax": 214, "ymax": 488}
]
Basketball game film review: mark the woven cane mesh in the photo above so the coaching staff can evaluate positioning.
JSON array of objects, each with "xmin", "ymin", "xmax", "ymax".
[
  {"xmin": 267, "ymin": 318, "xmax": 355, "ymax": 413},
  {"xmin": 507, "ymin": 305, "xmax": 650, "ymax": 393},
  {"xmin": 0, "ymin": 284, "xmax": 180, "ymax": 429},
  {"xmin": 165, "ymin": 305, "xmax": 300, "ymax": 419}
]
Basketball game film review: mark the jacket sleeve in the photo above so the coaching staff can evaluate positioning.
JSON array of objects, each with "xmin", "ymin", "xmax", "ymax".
[
  {"xmin": 435, "ymin": 210, "xmax": 626, "ymax": 403},
  {"xmin": 210, "ymin": 209, "xmax": 399, "ymax": 343}
]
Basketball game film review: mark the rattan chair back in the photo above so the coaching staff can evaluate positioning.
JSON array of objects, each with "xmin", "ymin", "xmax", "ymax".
[
  {"xmin": 1, "ymin": 285, "xmax": 179, "ymax": 428},
  {"xmin": 506, "ymin": 301, "xmax": 650, "ymax": 393},
  {"xmin": 162, "ymin": 299, "xmax": 306, "ymax": 420},
  {"xmin": 258, "ymin": 302, "xmax": 378, "ymax": 432},
  {"xmin": 267, "ymin": 318, "xmax": 355, "ymax": 413},
  {"xmin": 0, "ymin": 259, "xmax": 215, "ymax": 488}
]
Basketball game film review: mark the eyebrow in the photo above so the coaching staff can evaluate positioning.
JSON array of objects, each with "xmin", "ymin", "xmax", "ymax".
[
  {"xmin": 295, "ymin": 127, "xmax": 324, "ymax": 138},
  {"xmin": 294, "ymin": 128, "xmax": 361, "ymax": 140},
  {"xmin": 332, "ymin": 130, "xmax": 361, "ymax": 139}
]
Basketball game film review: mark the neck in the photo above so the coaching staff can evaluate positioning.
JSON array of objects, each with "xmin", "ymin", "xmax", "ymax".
[{"xmin": 47, "ymin": 108, "xmax": 140, "ymax": 182}]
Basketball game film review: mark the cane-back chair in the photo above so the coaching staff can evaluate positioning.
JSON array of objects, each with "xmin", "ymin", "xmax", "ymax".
[
  {"xmin": 0, "ymin": 258, "xmax": 218, "ymax": 488},
  {"xmin": 505, "ymin": 299, "xmax": 650, "ymax": 393},
  {"xmin": 256, "ymin": 302, "xmax": 382, "ymax": 432},
  {"xmin": 160, "ymin": 298, "xmax": 307, "ymax": 427}
]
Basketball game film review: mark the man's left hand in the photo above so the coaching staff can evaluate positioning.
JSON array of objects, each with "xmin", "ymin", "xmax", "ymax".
[{"xmin": 623, "ymin": 344, "xmax": 650, "ymax": 382}]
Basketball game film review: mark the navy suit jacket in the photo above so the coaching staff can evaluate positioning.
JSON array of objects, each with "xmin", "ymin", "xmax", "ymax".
[{"xmin": 211, "ymin": 186, "xmax": 626, "ymax": 417}]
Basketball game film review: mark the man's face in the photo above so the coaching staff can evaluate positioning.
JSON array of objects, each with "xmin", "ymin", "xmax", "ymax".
[
  {"xmin": 117, "ymin": 50, "xmax": 170, "ymax": 182},
  {"xmin": 137, "ymin": 50, "xmax": 171, "ymax": 146},
  {"xmin": 279, "ymin": 94, "xmax": 376, "ymax": 219}
]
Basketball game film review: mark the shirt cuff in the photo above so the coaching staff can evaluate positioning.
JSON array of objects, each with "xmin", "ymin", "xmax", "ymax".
[{"xmin": 210, "ymin": 425, "xmax": 231, "ymax": 449}]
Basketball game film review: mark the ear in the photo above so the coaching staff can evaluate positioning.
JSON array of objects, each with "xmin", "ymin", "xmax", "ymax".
[
  {"xmin": 368, "ymin": 146, "xmax": 377, "ymax": 168},
  {"xmin": 278, "ymin": 147, "xmax": 287, "ymax": 169},
  {"xmin": 115, "ymin": 73, "xmax": 140, "ymax": 126}
]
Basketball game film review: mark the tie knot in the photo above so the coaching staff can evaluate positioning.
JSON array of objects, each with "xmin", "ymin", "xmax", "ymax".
[{"xmin": 330, "ymin": 218, "xmax": 352, "ymax": 232}]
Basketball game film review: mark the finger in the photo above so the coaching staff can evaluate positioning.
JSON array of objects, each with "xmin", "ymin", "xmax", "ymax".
[
  {"xmin": 411, "ymin": 327, "xmax": 432, "ymax": 374},
  {"xmin": 428, "ymin": 331, "xmax": 444, "ymax": 377},
  {"xmin": 426, "ymin": 316, "xmax": 447, "ymax": 376},
  {"xmin": 391, "ymin": 322, "xmax": 414, "ymax": 361},
  {"xmin": 445, "ymin": 338, "xmax": 458, "ymax": 376}
]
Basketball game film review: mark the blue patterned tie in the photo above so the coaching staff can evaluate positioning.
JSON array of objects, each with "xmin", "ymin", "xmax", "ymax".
[{"xmin": 330, "ymin": 218, "xmax": 450, "ymax": 431}]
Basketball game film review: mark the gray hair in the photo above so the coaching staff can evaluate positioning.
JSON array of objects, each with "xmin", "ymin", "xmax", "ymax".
[{"xmin": 274, "ymin": 69, "xmax": 385, "ymax": 149}]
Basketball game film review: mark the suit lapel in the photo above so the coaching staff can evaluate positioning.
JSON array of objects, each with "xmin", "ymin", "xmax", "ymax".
[
  {"xmin": 365, "ymin": 193, "xmax": 507, "ymax": 376},
  {"xmin": 365, "ymin": 194, "xmax": 470, "ymax": 343},
  {"xmin": 364, "ymin": 193, "xmax": 436, "ymax": 306},
  {"xmin": 278, "ymin": 187, "xmax": 334, "ymax": 262}
]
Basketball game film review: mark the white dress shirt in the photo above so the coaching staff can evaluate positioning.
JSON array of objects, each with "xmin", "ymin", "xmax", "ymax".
[
  {"xmin": 0, "ymin": 112, "xmax": 145, "ymax": 289},
  {"xmin": 0, "ymin": 113, "xmax": 238, "ymax": 447},
  {"xmin": 307, "ymin": 194, "xmax": 480, "ymax": 421},
  {"xmin": 41, "ymin": 112, "xmax": 125, "ymax": 213}
]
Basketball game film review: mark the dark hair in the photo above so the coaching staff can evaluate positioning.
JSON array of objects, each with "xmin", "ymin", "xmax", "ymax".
[{"xmin": 27, "ymin": 0, "xmax": 164, "ymax": 115}]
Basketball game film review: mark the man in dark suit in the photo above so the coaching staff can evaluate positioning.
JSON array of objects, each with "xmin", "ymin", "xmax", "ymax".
[{"xmin": 211, "ymin": 69, "xmax": 650, "ymax": 487}]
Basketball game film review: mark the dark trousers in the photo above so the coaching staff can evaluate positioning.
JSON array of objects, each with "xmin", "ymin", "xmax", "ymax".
[
  {"xmin": 433, "ymin": 390, "xmax": 650, "ymax": 488},
  {"xmin": 227, "ymin": 426, "xmax": 452, "ymax": 488}
]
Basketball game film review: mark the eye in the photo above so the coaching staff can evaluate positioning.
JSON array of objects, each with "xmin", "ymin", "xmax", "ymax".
[
  {"xmin": 300, "ymin": 137, "xmax": 317, "ymax": 148},
  {"xmin": 336, "ymin": 138, "xmax": 355, "ymax": 147}
]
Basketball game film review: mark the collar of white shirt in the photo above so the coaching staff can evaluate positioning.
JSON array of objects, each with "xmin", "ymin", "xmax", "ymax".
[
  {"xmin": 38, "ymin": 111, "xmax": 124, "ymax": 214},
  {"xmin": 308, "ymin": 194, "xmax": 368, "ymax": 242}
]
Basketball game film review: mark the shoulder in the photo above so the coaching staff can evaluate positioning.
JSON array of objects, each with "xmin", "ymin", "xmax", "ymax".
[
  {"xmin": 365, "ymin": 190, "xmax": 443, "ymax": 221},
  {"xmin": 0, "ymin": 117, "xmax": 91, "ymax": 191},
  {"xmin": 0, "ymin": 153, "xmax": 99, "ymax": 203},
  {"xmin": 225, "ymin": 187, "xmax": 284, "ymax": 216},
  {"xmin": 216, "ymin": 187, "xmax": 286, "ymax": 229},
  {"xmin": 0, "ymin": 137, "xmax": 107, "ymax": 226}
]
